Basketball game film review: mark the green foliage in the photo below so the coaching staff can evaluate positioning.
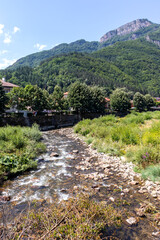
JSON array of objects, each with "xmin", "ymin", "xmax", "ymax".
[
  {"xmin": 93, "ymin": 39, "xmax": 160, "ymax": 95},
  {"xmin": 110, "ymin": 88, "xmax": 131, "ymax": 112},
  {"xmin": 141, "ymin": 164, "xmax": 160, "ymax": 182},
  {"xmin": 68, "ymin": 82, "xmax": 91, "ymax": 113},
  {"xmin": 75, "ymin": 111, "xmax": 160, "ymax": 180},
  {"xmin": 145, "ymin": 94, "xmax": 155, "ymax": 110},
  {"xmin": 133, "ymin": 92, "xmax": 146, "ymax": 112},
  {"xmin": 51, "ymin": 85, "xmax": 65, "ymax": 111},
  {"xmin": 8, "ymin": 84, "xmax": 49, "ymax": 111},
  {"xmin": 0, "ymin": 125, "xmax": 45, "ymax": 179},
  {"xmin": 68, "ymin": 82, "xmax": 106, "ymax": 113},
  {"xmin": 0, "ymin": 82, "xmax": 7, "ymax": 113}
]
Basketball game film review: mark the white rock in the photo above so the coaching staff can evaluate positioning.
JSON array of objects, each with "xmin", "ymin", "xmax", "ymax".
[{"xmin": 126, "ymin": 217, "xmax": 137, "ymax": 225}]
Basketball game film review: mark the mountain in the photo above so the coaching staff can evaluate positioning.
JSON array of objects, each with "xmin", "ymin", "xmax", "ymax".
[
  {"xmin": 7, "ymin": 18, "xmax": 160, "ymax": 70},
  {"xmin": 7, "ymin": 40, "xmax": 99, "ymax": 70},
  {"xmin": 93, "ymin": 39, "xmax": 160, "ymax": 95},
  {"xmin": 1, "ymin": 18, "xmax": 160, "ymax": 96},
  {"xmin": 3, "ymin": 53, "xmax": 133, "ymax": 94},
  {"xmin": 2, "ymin": 38, "xmax": 160, "ymax": 95}
]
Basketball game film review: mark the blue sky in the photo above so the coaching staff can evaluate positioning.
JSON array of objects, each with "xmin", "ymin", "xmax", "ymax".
[{"xmin": 0, "ymin": 0, "xmax": 160, "ymax": 69}]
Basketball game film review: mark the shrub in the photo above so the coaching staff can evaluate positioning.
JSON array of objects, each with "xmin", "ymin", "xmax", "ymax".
[
  {"xmin": 6, "ymin": 194, "xmax": 122, "ymax": 239},
  {"xmin": 141, "ymin": 164, "xmax": 160, "ymax": 182}
]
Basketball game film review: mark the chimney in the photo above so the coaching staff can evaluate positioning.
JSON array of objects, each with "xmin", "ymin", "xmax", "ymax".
[{"xmin": 2, "ymin": 77, "xmax": 5, "ymax": 82}]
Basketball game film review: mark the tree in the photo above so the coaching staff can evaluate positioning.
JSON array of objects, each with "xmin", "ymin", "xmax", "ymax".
[
  {"xmin": 68, "ymin": 82, "xmax": 91, "ymax": 113},
  {"xmin": 133, "ymin": 92, "xmax": 146, "ymax": 112},
  {"xmin": 110, "ymin": 88, "xmax": 131, "ymax": 112},
  {"xmin": 51, "ymin": 85, "xmax": 64, "ymax": 111},
  {"xmin": 145, "ymin": 94, "xmax": 155, "ymax": 111},
  {"xmin": 90, "ymin": 86, "xmax": 106, "ymax": 113},
  {"xmin": 23, "ymin": 85, "xmax": 48, "ymax": 112},
  {"xmin": 8, "ymin": 87, "xmax": 25, "ymax": 110},
  {"xmin": 0, "ymin": 82, "xmax": 7, "ymax": 114}
]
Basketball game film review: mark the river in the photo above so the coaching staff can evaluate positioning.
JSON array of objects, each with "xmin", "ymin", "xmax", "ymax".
[{"xmin": 0, "ymin": 128, "xmax": 160, "ymax": 239}]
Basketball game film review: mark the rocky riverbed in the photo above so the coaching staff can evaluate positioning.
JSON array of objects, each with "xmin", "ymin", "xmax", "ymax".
[
  {"xmin": 58, "ymin": 128, "xmax": 160, "ymax": 239},
  {"xmin": 0, "ymin": 128, "xmax": 160, "ymax": 239}
]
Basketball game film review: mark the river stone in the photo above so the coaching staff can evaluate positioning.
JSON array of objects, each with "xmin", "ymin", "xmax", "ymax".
[
  {"xmin": 152, "ymin": 232, "xmax": 160, "ymax": 237},
  {"xmin": 0, "ymin": 195, "xmax": 11, "ymax": 202},
  {"xmin": 109, "ymin": 197, "xmax": 115, "ymax": 202},
  {"xmin": 73, "ymin": 150, "xmax": 79, "ymax": 153},
  {"xmin": 126, "ymin": 217, "xmax": 137, "ymax": 225},
  {"xmin": 60, "ymin": 189, "xmax": 68, "ymax": 193},
  {"xmin": 50, "ymin": 152, "xmax": 59, "ymax": 157},
  {"xmin": 136, "ymin": 208, "xmax": 146, "ymax": 217}
]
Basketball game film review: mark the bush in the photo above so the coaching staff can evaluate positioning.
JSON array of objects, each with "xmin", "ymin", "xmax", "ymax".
[
  {"xmin": 0, "ymin": 125, "xmax": 45, "ymax": 180},
  {"xmin": 142, "ymin": 164, "xmax": 160, "ymax": 182}
]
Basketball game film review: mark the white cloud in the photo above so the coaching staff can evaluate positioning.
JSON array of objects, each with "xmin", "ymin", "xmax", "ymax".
[
  {"xmin": 34, "ymin": 43, "xmax": 47, "ymax": 51},
  {"xmin": 0, "ymin": 50, "xmax": 8, "ymax": 55},
  {"xmin": 4, "ymin": 33, "xmax": 12, "ymax": 44},
  {"xmin": 0, "ymin": 58, "xmax": 17, "ymax": 69},
  {"xmin": 0, "ymin": 24, "xmax": 4, "ymax": 34},
  {"xmin": 13, "ymin": 26, "xmax": 20, "ymax": 34}
]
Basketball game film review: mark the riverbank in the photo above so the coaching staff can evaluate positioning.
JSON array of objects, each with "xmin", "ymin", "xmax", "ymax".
[
  {"xmin": 60, "ymin": 128, "xmax": 160, "ymax": 200},
  {"xmin": 0, "ymin": 124, "xmax": 46, "ymax": 184},
  {"xmin": 0, "ymin": 128, "xmax": 160, "ymax": 239}
]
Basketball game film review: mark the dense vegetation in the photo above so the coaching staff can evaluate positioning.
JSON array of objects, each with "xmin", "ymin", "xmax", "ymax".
[
  {"xmin": 7, "ymin": 83, "xmax": 106, "ymax": 114},
  {"xmin": 0, "ymin": 82, "xmax": 7, "ymax": 113},
  {"xmin": 6, "ymin": 39, "xmax": 100, "ymax": 70},
  {"xmin": 74, "ymin": 111, "xmax": 160, "ymax": 182},
  {"xmin": 4, "ymin": 20, "xmax": 160, "ymax": 70},
  {"xmin": 0, "ymin": 38, "xmax": 160, "ymax": 95},
  {"xmin": 93, "ymin": 39, "xmax": 160, "ymax": 95},
  {"xmin": 0, "ymin": 124, "xmax": 45, "ymax": 180}
]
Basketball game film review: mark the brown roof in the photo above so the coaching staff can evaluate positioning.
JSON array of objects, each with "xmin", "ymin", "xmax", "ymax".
[{"xmin": 0, "ymin": 80, "xmax": 19, "ymax": 88}]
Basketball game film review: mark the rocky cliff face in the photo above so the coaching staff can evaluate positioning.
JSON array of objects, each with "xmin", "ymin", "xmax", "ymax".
[
  {"xmin": 100, "ymin": 19, "xmax": 152, "ymax": 43},
  {"xmin": 145, "ymin": 35, "xmax": 160, "ymax": 47}
]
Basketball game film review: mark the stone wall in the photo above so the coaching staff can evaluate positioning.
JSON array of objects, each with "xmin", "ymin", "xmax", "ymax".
[{"xmin": 0, "ymin": 113, "xmax": 103, "ymax": 130}]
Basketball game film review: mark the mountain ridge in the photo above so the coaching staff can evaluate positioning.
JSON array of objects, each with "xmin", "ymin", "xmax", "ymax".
[
  {"xmin": 6, "ymin": 18, "xmax": 160, "ymax": 70},
  {"xmin": 100, "ymin": 19, "xmax": 153, "ymax": 42}
]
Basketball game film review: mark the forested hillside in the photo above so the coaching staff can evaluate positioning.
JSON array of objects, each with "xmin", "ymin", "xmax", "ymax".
[
  {"xmin": 7, "ymin": 40, "xmax": 99, "ymax": 70},
  {"xmin": 93, "ymin": 39, "xmax": 160, "ymax": 95},
  {"xmin": 6, "ymin": 19, "xmax": 160, "ymax": 70},
  {"xmin": 1, "ymin": 39, "xmax": 160, "ymax": 96},
  {"xmin": 1, "ymin": 53, "xmax": 133, "ymax": 94}
]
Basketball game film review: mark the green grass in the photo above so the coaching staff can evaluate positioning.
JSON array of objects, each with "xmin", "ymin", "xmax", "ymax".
[
  {"xmin": 141, "ymin": 164, "xmax": 160, "ymax": 182},
  {"xmin": 74, "ymin": 111, "xmax": 160, "ymax": 181},
  {"xmin": 0, "ymin": 124, "xmax": 46, "ymax": 180}
]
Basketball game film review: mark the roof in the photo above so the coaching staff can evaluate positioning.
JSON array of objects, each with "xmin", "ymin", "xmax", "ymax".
[
  {"xmin": 0, "ymin": 80, "xmax": 19, "ymax": 88},
  {"xmin": 105, "ymin": 97, "xmax": 110, "ymax": 101},
  {"xmin": 64, "ymin": 92, "xmax": 69, "ymax": 95}
]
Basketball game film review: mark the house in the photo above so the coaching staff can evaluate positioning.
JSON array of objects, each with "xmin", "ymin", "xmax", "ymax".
[
  {"xmin": 0, "ymin": 78, "xmax": 19, "ymax": 93},
  {"xmin": 63, "ymin": 92, "xmax": 69, "ymax": 99},
  {"xmin": 105, "ymin": 97, "xmax": 110, "ymax": 109}
]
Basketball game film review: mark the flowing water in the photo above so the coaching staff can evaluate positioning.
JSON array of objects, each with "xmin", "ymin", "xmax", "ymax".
[
  {"xmin": 0, "ymin": 131, "xmax": 86, "ymax": 206},
  {"xmin": 0, "ymin": 129, "xmax": 160, "ymax": 239}
]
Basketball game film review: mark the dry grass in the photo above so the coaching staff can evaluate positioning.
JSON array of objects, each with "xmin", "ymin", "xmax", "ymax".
[{"xmin": 0, "ymin": 194, "xmax": 122, "ymax": 240}]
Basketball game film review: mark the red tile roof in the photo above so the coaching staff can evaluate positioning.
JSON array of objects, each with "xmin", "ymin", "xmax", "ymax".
[{"xmin": 0, "ymin": 80, "xmax": 19, "ymax": 88}]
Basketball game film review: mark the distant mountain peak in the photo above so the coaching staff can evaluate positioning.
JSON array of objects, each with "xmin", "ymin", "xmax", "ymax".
[{"xmin": 100, "ymin": 19, "xmax": 153, "ymax": 43}]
